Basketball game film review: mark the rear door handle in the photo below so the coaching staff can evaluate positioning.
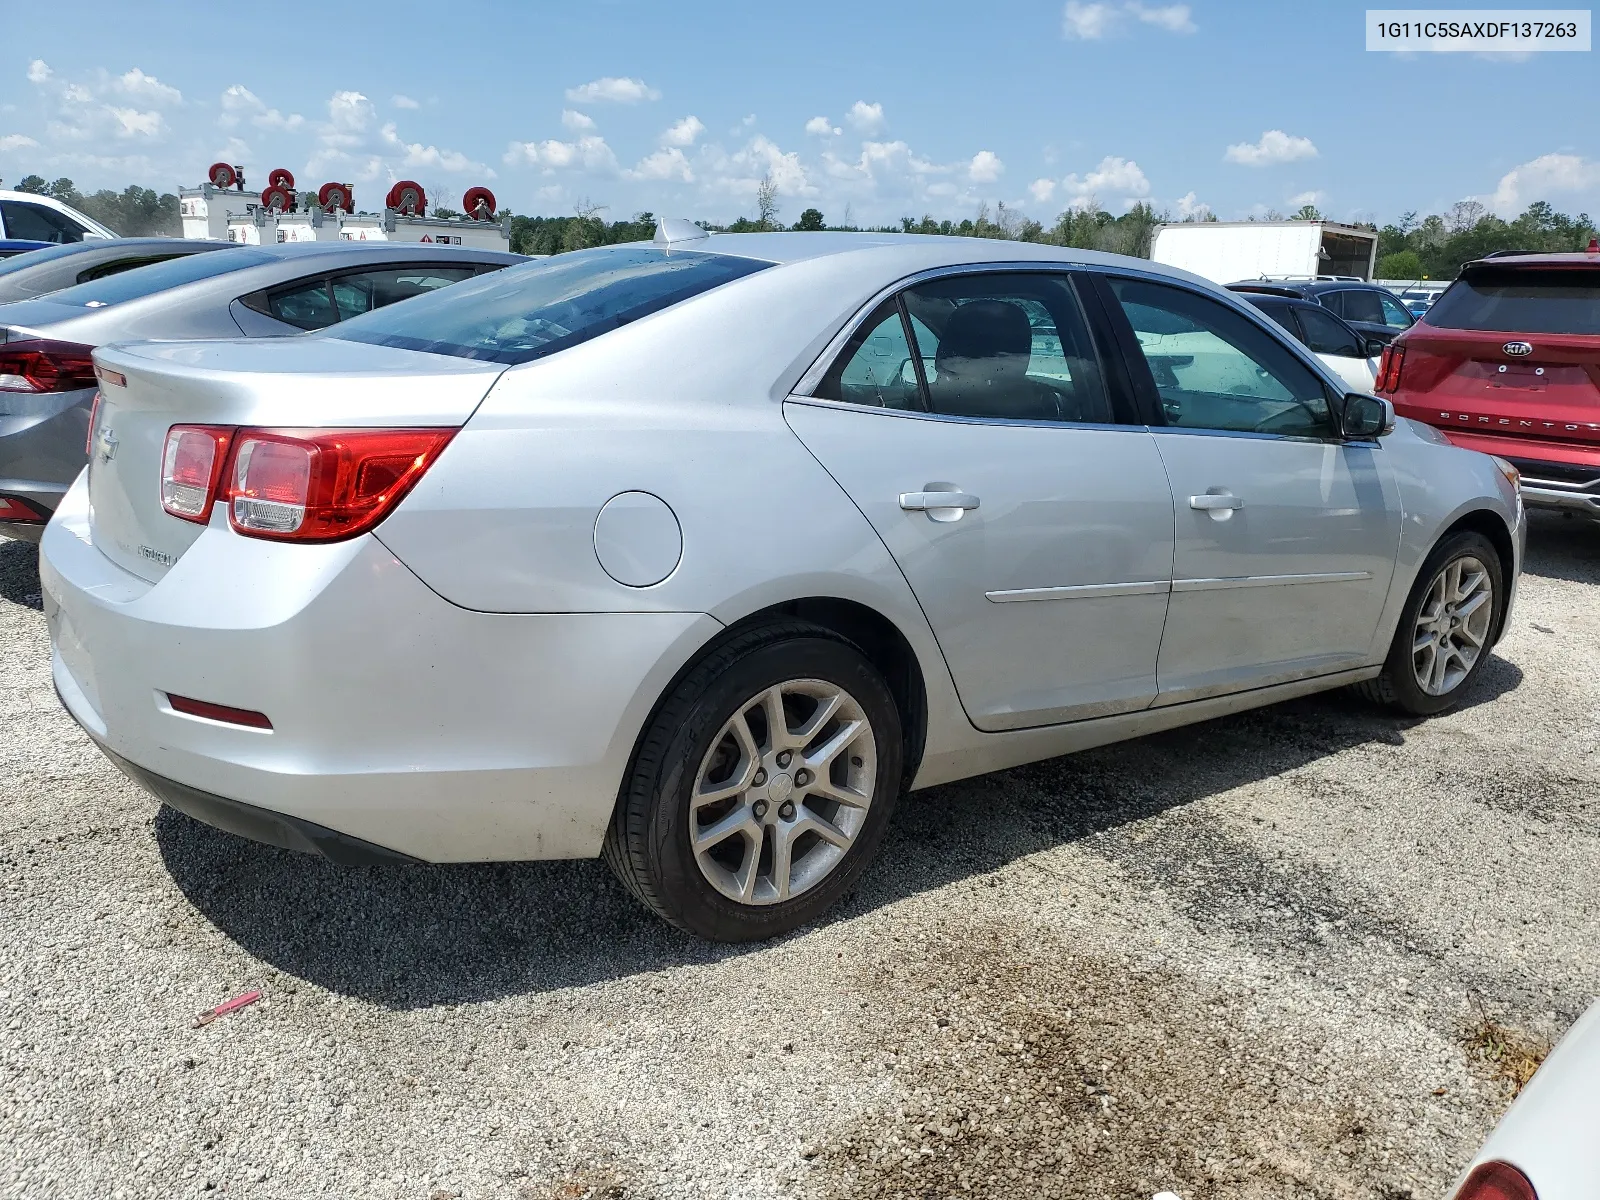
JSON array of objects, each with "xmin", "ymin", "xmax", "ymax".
[
  {"xmin": 1188, "ymin": 494, "xmax": 1243, "ymax": 510},
  {"xmin": 900, "ymin": 490, "xmax": 980, "ymax": 523}
]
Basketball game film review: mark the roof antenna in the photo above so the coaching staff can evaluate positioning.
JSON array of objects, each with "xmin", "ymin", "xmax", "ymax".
[{"xmin": 654, "ymin": 217, "xmax": 709, "ymax": 247}]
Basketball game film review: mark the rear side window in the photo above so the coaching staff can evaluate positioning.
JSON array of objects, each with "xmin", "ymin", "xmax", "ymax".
[
  {"xmin": 330, "ymin": 246, "xmax": 773, "ymax": 364},
  {"xmin": 1333, "ymin": 289, "xmax": 1385, "ymax": 325},
  {"xmin": 45, "ymin": 246, "xmax": 271, "ymax": 307},
  {"xmin": 1426, "ymin": 269, "xmax": 1600, "ymax": 335},
  {"xmin": 1296, "ymin": 306, "xmax": 1363, "ymax": 357}
]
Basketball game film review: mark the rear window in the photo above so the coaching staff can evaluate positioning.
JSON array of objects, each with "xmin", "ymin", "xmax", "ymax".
[
  {"xmin": 1426, "ymin": 269, "xmax": 1600, "ymax": 335},
  {"xmin": 328, "ymin": 245, "xmax": 773, "ymax": 364},
  {"xmin": 44, "ymin": 246, "xmax": 271, "ymax": 308}
]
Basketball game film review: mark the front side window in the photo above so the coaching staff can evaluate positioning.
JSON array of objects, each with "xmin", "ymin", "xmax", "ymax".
[
  {"xmin": 330, "ymin": 246, "xmax": 772, "ymax": 363},
  {"xmin": 1295, "ymin": 306, "xmax": 1363, "ymax": 357},
  {"xmin": 1377, "ymin": 292, "xmax": 1414, "ymax": 329},
  {"xmin": 1, "ymin": 200, "xmax": 87, "ymax": 244},
  {"xmin": 1110, "ymin": 277, "xmax": 1332, "ymax": 438}
]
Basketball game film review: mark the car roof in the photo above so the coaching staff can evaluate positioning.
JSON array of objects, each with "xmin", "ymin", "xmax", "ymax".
[
  {"xmin": 239, "ymin": 240, "xmax": 525, "ymax": 265},
  {"xmin": 1238, "ymin": 292, "xmax": 1322, "ymax": 310},
  {"xmin": 1462, "ymin": 250, "xmax": 1600, "ymax": 270}
]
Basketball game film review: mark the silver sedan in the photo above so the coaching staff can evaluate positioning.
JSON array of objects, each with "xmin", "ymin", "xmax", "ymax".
[{"xmin": 40, "ymin": 226, "xmax": 1525, "ymax": 941}]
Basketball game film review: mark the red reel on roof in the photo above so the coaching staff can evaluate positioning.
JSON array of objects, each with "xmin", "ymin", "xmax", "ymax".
[
  {"xmin": 207, "ymin": 162, "xmax": 237, "ymax": 189},
  {"xmin": 317, "ymin": 182, "xmax": 354, "ymax": 213},
  {"xmin": 268, "ymin": 167, "xmax": 295, "ymax": 190},
  {"xmin": 462, "ymin": 186, "xmax": 497, "ymax": 220},
  {"xmin": 260, "ymin": 185, "xmax": 294, "ymax": 213},
  {"xmin": 385, "ymin": 180, "xmax": 426, "ymax": 216}
]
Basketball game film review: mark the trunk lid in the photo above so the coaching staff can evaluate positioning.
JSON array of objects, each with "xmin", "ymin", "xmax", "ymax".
[{"xmin": 88, "ymin": 336, "xmax": 505, "ymax": 582}]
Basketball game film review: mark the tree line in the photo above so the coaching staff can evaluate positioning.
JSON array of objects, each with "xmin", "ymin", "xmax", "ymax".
[{"xmin": 9, "ymin": 171, "xmax": 1596, "ymax": 281}]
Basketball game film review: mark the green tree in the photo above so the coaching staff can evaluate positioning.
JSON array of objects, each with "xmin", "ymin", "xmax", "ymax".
[
  {"xmin": 15, "ymin": 175, "xmax": 48, "ymax": 194},
  {"xmin": 1376, "ymin": 250, "xmax": 1424, "ymax": 279},
  {"xmin": 1293, "ymin": 203, "xmax": 1323, "ymax": 222},
  {"xmin": 794, "ymin": 207, "xmax": 825, "ymax": 231},
  {"xmin": 755, "ymin": 174, "xmax": 780, "ymax": 231}
]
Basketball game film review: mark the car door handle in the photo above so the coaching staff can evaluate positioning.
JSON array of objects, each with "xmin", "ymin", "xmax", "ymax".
[
  {"xmin": 899, "ymin": 490, "xmax": 980, "ymax": 523},
  {"xmin": 1188, "ymin": 494, "xmax": 1243, "ymax": 510}
]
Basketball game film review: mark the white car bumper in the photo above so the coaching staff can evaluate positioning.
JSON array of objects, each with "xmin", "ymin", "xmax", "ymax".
[{"xmin": 38, "ymin": 477, "xmax": 719, "ymax": 862}]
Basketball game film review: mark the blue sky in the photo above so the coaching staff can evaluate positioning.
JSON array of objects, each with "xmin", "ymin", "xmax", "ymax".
[{"xmin": 1, "ymin": 0, "xmax": 1596, "ymax": 227}]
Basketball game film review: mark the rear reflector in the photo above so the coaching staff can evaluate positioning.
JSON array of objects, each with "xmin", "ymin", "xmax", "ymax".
[
  {"xmin": 1453, "ymin": 1160, "xmax": 1536, "ymax": 1200},
  {"xmin": 0, "ymin": 337, "xmax": 97, "ymax": 394},
  {"xmin": 0, "ymin": 496, "xmax": 46, "ymax": 522},
  {"xmin": 1375, "ymin": 343, "xmax": 1407, "ymax": 394},
  {"xmin": 166, "ymin": 693, "xmax": 273, "ymax": 730},
  {"xmin": 94, "ymin": 364, "xmax": 126, "ymax": 388},
  {"xmin": 161, "ymin": 426, "xmax": 233, "ymax": 523}
]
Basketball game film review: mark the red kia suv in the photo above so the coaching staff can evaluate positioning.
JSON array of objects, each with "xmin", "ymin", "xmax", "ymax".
[{"xmin": 1376, "ymin": 243, "xmax": 1600, "ymax": 518}]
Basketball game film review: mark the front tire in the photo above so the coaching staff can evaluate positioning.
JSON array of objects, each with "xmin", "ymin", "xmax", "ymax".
[
  {"xmin": 1356, "ymin": 530, "xmax": 1504, "ymax": 716},
  {"xmin": 604, "ymin": 621, "xmax": 903, "ymax": 942}
]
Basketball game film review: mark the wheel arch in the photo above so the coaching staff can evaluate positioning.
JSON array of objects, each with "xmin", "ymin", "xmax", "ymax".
[{"xmin": 1438, "ymin": 507, "xmax": 1517, "ymax": 646}]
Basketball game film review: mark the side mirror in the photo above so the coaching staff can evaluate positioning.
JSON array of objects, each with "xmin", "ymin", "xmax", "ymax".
[
  {"xmin": 1342, "ymin": 393, "xmax": 1396, "ymax": 439},
  {"xmin": 1364, "ymin": 336, "xmax": 1387, "ymax": 358}
]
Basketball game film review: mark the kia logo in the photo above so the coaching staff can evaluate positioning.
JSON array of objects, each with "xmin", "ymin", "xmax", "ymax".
[{"xmin": 1503, "ymin": 341, "xmax": 1533, "ymax": 357}]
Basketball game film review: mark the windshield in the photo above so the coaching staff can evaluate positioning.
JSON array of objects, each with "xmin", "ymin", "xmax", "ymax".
[
  {"xmin": 1426, "ymin": 269, "xmax": 1600, "ymax": 335},
  {"xmin": 0, "ymin": 241, "xmax": 96, "ymax": 279},
  {"xmin": 43, "ymin": 246, "xmax": 271, "ymax": 308},
  {"xmin": 329, "ymin": 245, "xmax": 773, "ymax": 364}
]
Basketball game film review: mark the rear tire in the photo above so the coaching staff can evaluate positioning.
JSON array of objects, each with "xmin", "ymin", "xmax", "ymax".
[
  {"xmin": 604, "ymin": 621, "xmax": 902, "ymax": 942},
  {"xmin": 1355, "ymin": 530, "xmax": 1503, "ymax": 716}
]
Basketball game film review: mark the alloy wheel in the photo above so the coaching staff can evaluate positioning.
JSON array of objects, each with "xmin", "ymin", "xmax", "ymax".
[
  {"xmin": 689, "ymin": 679, "xmax": 878, "ymax": 906},
  {"xmin": 1411, "ymin": 554, "xmax": 1493, "ymax": 696}
]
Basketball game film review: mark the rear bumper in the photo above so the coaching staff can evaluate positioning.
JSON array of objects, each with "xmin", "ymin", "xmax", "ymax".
[
  {"xmin": 0, "ymin": 383, "xmax": 94, "ymax": 515},
  {"xmin": 1418, "ymin": 426, "xmax": 1600, "ymax": 518},
  {"xmin": 40, "ymin": 475, "xmax": 722, "ymax": 862}
]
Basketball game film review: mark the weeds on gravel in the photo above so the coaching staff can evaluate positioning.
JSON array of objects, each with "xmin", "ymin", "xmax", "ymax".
[{"xmin": 1463, "ymin": 997, "xmax": 1548, "ymax": 1096}]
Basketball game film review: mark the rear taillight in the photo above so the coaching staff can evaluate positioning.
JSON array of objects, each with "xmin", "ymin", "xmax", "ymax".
[
  {"xmin": 161, "ymin": 426, "xmax": 233, "ymax": 523},
  {"xmin": 165, "ymin": 693, "xmax": 273, "ymax": 730},
  {"xmin": 0, "ymin": 338, "xmax": 97, "ymax": 394},
  {"xmin": 158, "ymin": 425, "xmax": 455, "ymax": 542},
  {"xmin": 1453, "ymin": 1161, "xmax": 1536, "ymax": 1200},
  {"xmin": 1375, "ymin": 343, "xmax": 1407, "ymax": 393},
  {"xmin": 0, "ymin": 496, "xmax": 47, "ymax": 523}
]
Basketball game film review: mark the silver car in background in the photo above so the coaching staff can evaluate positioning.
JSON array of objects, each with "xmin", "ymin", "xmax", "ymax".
[
  {"xmin": 41, "ymin": 227, "xmax": 1524, "ymax": 941},
  {"xmin": 0, "ymin": 241, "xmax": 523, "ymax": 538}
]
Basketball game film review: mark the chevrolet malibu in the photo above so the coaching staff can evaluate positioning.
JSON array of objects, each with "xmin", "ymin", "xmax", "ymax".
[{"xmin": 41, "ymin": 226, "xmax": 1525, "ymax": 941}]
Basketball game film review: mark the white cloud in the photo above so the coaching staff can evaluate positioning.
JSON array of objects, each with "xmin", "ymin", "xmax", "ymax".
[
  {"xmin": 627, "ymin": 146, "xmax": 694, "ymax": 182},
  {"xmin": 1174, "ymin": 190, "xmax": 1211, "ymax": 219},
  {"xmin": 219, "ymin": 85, "xmax": 304, "ymax": 133},
  {"xmin": 1483, "ymin": 153, "xmax": 1600, "ymax": 215},
  {"xmin": 391, "ymin": 94, "xmax": 420, "ymax": 109},
  {"xmin": 378, "ymin": 122, "xmax": 494, "ymax": 176},
  {"xmin": 327, "ymin": 90, "xmax": 375, "ymax": 135},
  {"xmin": 0, "ymin": 133, "xmax": 39, "ymax": 151},
  {"xmin": 564, "ymin": 77, "xmax": 660, "ymax": 104},
  {"xmin": 661, "ymin": 115, "xmax": 705, "ymax": 147},
  {"xmin": 967, "ymin": 150, "xmax": 1004, "ymax": 184},
  {"xmin": 701, "ymin": 134, "xmax": 815, "ymax": 199},
  {"xmin": 1287, "ymin": 189, "xmax": 1326, "ymax": 207},
  {"xmin": 1063, "ymin": 0, "xmax": 1194, "ymax": 38},
  {"xmin": 846, "ymin": 101, "xmax": 885, "ymax": 134},
  {"xmin": 561, "ymin": 109, "xmax": 595, "ymax": 132},
  {"xmin": 108, "ymin": 107, "xmax": 163, "ymax": 138},
  {"xmin": 1224, "ymin": 129, "xmax": 1318, "ymax": 166},
  {"xmin": 503, "ymin": 134, "xmax": 620, "ymax": 175},
  {"xmin": 805, "ymin": 116, "xmax": 840, "ymax": 136},
  {"xmin": 115, "ymin": 68, "xmax": 181, "ymax": 105},
  {"xmin": 1059, "ymin": 155, "xmax": 1151, "ymax": 209},
  {"xmin": 1029, "ymin": 177, "xmax": 1057, "ymax": 203},
  {"xmin": 27, "ymin": 60, "xmax": 52, "ymax": 85}
]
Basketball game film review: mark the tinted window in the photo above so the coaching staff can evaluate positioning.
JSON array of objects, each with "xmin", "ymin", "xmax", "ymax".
[
  {"xmin": 1377, "ymin": 292, "xmax": 1414, "ymax": 329},
  {"xmin": 1111, "ymin": 277, "xmax": 1331, "ymax": 437},
  {"xmin": 0, "ymin": 241, "xmax": 92, "ymax": 278},
  {"xmin": 269, "ymin": 278, "xmax": 338, "ymax": 330},
  {"xmin": 1, "ymin": 200, "xmax": 86, "ymax": 244},
  {"xmin": 1250, "ymin": 299, "xmax": 1301, "ymax": 338},
  {"xmin": 815, "ymin": 300, "xmax": 922, "ymax": 410},
  {"xmin": 1335, "ymin": 289, "xmax": 1385, "ymax": 325},
  {"xmin": 1318, "ymin": 291, "xmax": 1345, "ymax": 318},
  {"xmin": 330, "ymin": 246, "xmax": 772, "ymax": 364},
  {"xmin": 1296, "ymin": 306, "xmax": 1363, "ymax": 357},
  {"xmin": 1425, "ymin": 269, "xmax": 1600, "ymax": 335},
  {"xmin": 330, "ymin": 265, "xmax": 479, "ymax": 320},
  {"xmin": 898, "ymin": 273, "xmax": 1110, "ymax": 423},
  {"xmin": 45, "ymin": 246, "xmax": 271, "ymax": 307}
]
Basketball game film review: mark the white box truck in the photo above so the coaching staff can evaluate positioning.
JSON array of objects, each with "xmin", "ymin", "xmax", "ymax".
[{"xmin": 1150, "ymin": 221, "xmax": 1379, "ymax": 284}]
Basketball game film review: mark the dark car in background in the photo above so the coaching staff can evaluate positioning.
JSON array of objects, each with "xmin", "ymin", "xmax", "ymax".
[
  {"xmin": 0, "ymin": 239, "xmax": 52, "ymax": 260},
  {"xmin": 1237, "ymin": 291, "xmax": 1384, "ymax": 393},
  {"xmin": 0, "ymin": 238, "xmax": 229, "ymax": 304},
  {"xmin": 1377, "ymin": 248, "xmax": 1600, "ymax": 519},
  {"xmin": 0, "ymin": 241, "xmax": 523, "ymax": 539},
  {"xmin": 1229, "ymin": 279, "xmax": 1416, "ymax": 345}
]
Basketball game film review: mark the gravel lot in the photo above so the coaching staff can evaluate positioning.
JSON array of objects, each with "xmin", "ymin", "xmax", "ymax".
[{"xmin": 2, "ymin": 515, "xmax": 1597, "ymax": 1200}]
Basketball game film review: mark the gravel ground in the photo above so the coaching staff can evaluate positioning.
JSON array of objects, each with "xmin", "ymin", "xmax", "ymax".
[{"xmin": 2, "ymin": 513, "xmax": 1597, "ymax": 1200}]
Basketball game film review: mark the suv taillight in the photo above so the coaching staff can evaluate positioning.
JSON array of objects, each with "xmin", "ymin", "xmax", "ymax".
[
  {"xmin": 1375, "ymin": 343, "xmax": 1406, "ymax": 394},
  {"xmin": 0, "ymin": 338, "xmax": 97, "ymax": 394},
  {"xmin": 160, "ymin": 425, "xmax": 455, "ymax": 542},
  {"xmin": 1453, "ymin": 1161, "xmax": 1536, "ymax": 1200}
]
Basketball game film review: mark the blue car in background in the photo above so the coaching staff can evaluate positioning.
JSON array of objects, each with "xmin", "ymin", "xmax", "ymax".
[{"xmin": 0, "ymin": 240, "xmax": 52, "ymax": 260}]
